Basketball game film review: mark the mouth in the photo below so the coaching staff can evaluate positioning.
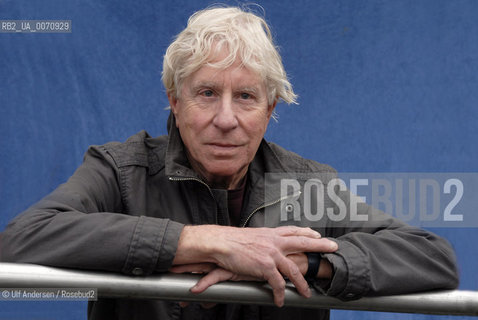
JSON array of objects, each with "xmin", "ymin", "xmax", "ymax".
[
  {"xmin": 208, "ymin": 143, "xmax": 239, "ymax": 148},
  {"xmin": 206, "ymin": 143, "xmax": 242, "ymax": 154}
]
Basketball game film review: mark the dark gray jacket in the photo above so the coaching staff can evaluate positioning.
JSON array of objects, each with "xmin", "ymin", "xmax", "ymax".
[{"xmin": 1, "ymin": 118, "xmax": 459, "ymax": 320}]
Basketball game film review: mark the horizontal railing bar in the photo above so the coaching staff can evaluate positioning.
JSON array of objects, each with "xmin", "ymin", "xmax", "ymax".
[{"xmin": 0, "ymin": 263, "xmax": 476, "ymax": 316}]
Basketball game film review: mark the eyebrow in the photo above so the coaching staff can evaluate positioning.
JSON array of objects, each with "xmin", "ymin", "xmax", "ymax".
[
  {"xmin": 239, "ymin": 87, "xmax": 259, "ymax": 94},
  {"xmin": 191, "ymin": 81, "xmax": 262, "ymax": 95},
  {"xmin": 190, "ymin": 81, "xmax": 220, "ymax": 93}
]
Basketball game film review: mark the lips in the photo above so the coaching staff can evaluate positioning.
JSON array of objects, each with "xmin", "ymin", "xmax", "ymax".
[
  {"xmin": 206, "ymin": 143, "xmax": 242, "ymax": 154},
  {"xmin": 208, "ymin": 143, "xmax": 239, "ymax": 148}
]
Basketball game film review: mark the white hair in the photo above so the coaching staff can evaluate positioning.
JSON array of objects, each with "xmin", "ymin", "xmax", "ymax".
[{"xmin": 162, "ymin": 6, "xmax": 297, "ymax": 106}]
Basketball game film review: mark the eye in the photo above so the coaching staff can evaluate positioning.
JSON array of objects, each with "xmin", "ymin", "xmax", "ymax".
[
  {"xmin": 201, "ymin": 89, "xmax": 214, "ymax": 97},
  {"xmin": 240, "ymin": 92, "xmax": 251, "ymax": 99}
]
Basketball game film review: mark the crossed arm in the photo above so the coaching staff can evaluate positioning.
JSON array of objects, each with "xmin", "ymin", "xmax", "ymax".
[
  {"xmin": 170, "ymin": 225, "xmax": 338, "ymax": 307},
  {"xmin": 1, "ymin": 149, "xmax": 459, "ymax": 308}
]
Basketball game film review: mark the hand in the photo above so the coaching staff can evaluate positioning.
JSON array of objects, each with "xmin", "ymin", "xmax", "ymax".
[
  {"xmin": 173, "ymin": 225, "xmax": 338, "ymax": 307},
  {"xmin": 170, "ymin": 262, "xmax": 262, "ymax": 286},
  {"xmin": 170, "ymin": 263, "xmax": 262, "ymax": 309},
  {"xmin": 169, "ymin": 263, "xmax": 222, "ymax": 310},
  {"xmin": 171, "ymin": 254, "xmax": 333, "ymax": 300}
]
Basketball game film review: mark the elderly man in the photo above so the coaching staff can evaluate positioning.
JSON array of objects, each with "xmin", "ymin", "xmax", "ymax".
[{"xmin": 1, "ymin": 6, "xmax": 458, "ymax": 320}]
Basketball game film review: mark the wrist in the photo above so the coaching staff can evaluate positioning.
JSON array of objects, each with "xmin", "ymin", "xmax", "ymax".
[
  {"xmin": 305, "ymin": 253, "xmax": 321, "ymax": 280},
  {"xmin": 173, "ymin": 225, "xmax": 223, "ymax": 265},
  {"xmin": 299, "ymin": 253, "xmax": 333, "ymax": 279},
  {"xmin": 317, "ymin": 258, "xmax": 333, "ymax": 279}
]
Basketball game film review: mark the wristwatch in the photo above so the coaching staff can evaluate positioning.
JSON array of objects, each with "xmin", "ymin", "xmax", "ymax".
[{"xmin": 305, "ymin": 252, "xmax": 321, "ymax": 280}]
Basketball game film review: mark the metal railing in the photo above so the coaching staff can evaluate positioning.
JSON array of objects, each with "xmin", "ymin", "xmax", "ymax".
[{"xmin": 0, "ymin": 263, "xmax": 477, "ymax": 316}]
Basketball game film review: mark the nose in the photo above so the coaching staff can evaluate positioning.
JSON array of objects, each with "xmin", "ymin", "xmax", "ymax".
[{"xmin": 212, "ymin": 96, "xmax": 238, "ymax": 131}]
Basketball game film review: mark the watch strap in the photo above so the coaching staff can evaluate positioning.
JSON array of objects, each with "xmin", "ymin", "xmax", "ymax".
[{"xmin": 305, "ymin": 252, "xmax": 321, "ymax": 279}]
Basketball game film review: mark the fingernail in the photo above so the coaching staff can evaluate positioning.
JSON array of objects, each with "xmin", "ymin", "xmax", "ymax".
[
  {"xmin": 330, "ymin": 242, "xmax": 338, "ymax": 250},
  {"xmin": 305, "ymin": 287, "xmax": 311, "ymax": 298}
]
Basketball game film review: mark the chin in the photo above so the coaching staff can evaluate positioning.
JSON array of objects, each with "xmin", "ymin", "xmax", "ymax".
[
  {"xmin": 208, "ymin": 168, "xmax": 240, "ymax": 177},
  {"xmin": 206, "ymin": 163, "xmax": 244, "ymax": 177}
]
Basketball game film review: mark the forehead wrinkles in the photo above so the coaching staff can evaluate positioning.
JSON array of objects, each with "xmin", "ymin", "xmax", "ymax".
[{"xmin": 189, "ymin": 64, "xmax": 265, "ymax": 91}]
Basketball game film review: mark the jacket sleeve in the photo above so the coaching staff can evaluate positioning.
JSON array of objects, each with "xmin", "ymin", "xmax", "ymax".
[
  {"xmin": 0, "ymin": 146, "xmax": 184, "ymax": 276},
  {"xmin": 319, "ymin": 190, "xmax": 459, "ymax": 300}
]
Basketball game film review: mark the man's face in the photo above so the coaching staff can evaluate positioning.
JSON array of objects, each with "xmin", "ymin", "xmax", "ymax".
[{"xmin": 168, "ymin": 56, "xmax": 275, "ymax": 189}]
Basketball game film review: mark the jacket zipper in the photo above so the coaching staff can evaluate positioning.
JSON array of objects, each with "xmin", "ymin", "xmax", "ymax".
[
  {"xmin": 241, "ymin": 191, "xmax": 302, "ymax": 228},
  {"xmin": 170, "ymin": 176, "xmax": 301, "ymax": 228},
  {"xmin": 168, "ymin": 176, "xmax": 218, "ymax": 224}
]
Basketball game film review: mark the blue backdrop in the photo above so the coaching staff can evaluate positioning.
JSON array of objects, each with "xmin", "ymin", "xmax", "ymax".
[{"xmin": 1, "ymin": 0, "xmax": 477, "ymax": 319}]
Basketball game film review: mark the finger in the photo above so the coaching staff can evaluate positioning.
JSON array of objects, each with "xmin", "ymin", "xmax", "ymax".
[
  {"xmin": 190, "ymin": 268, "xmax": 235, "ymax": 293},
  {"xmin": 170, "ymin": 263, "xmax": 217, "ymax": 274},
  {"xmin": 281, "ymin": 237, "xmax": 338, "ymax": 255},
  {"xmin": 286, "ymin": 253, "xmax": 308, "ymax": 275},
  {"xmin": 276, "ymin": 255, "xmax": 311, "ymax": 299},
  {"xmin": 263, "ymin": 269, "xmax": 287, "ymax": 307},
  {"xmin": 274, "ymin": 226, "xmax": 321, "ymax": 238}
]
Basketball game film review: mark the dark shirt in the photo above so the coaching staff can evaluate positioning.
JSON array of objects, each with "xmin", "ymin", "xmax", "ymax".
[{"xmin": 227, "ymin": 179, "xmax": 246, "ymax": 226}]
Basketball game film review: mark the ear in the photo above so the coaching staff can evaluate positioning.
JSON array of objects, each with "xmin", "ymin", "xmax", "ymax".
[
  {"xmin": 167, "ymin": 91, "xmax": 178, "ymax": 114},
  {"xmin": 167, "ymin": 92, "xmax": 180, "ymax": 127},
  {"xmin": 266, "ymin": 99, "xmax": 278, "ymax": 120}
]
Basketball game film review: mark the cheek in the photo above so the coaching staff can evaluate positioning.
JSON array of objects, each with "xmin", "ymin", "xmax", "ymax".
[
  {"xmin": 176, "ymin": 107, "xmax": 199, "ymax": 132},
  {"xmin": 242, "ymin": 117, "xmax": 270, "ymax": 151},
  {"xmin": 179, "ymin": 114, "xmax": 212, "ymax": 148},
  {"xmin": 249, "ymin": 112, "xmax": 271, "ymax": 135},
  {"xmin": 173, "ymin": 98, "xmax": 199, "ymax": 126}
]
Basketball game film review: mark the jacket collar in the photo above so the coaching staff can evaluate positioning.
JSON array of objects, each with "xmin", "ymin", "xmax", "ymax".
[
  {"xmin": 164, "ymin": 112, "xmax": 202, "ymax": 179},
  {"xmin": 244, "ymin": 140, "xmax": 291, "ymax": 216}
]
